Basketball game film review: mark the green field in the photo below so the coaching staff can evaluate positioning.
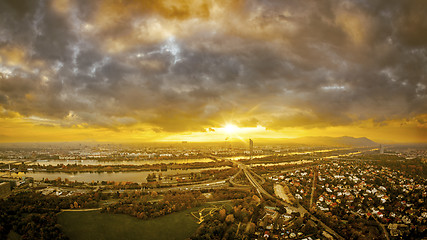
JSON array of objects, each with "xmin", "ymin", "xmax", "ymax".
[{"xmin": 58, "ymin": 209, "xmax": 200, "ymax": 240}]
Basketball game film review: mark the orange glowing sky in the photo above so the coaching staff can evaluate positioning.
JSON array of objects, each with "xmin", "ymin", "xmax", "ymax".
[{"xmin": 0, "ymin": 0, "xmax": 426, "ymax": 143}]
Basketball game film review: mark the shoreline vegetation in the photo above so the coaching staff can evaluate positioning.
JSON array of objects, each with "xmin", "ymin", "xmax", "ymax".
[{"xmin": 1, "ymin": 160, "xmax": 233, "ymax": 173}]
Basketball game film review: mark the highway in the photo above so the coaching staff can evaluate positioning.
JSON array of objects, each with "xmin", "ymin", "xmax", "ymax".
[
  {"xmin": 239, "ymin": 162, "xmax": 344, "ymax": 240},
  {"xmin": 242, "ymin": 165, "xmax": 274, "ymax": 199}
]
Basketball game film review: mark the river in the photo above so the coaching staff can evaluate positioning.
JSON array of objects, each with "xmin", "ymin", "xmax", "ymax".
[
  {"xmin": 27, "ymin": 158, "xmax": 214, "ymax": 166},
  {"xmin": 4, "ymin": 148, "xmax": 371, "ymax": 183},
  {"xmin": 13, "ymin": 166, "xmax": 230, "ymax": 183}
]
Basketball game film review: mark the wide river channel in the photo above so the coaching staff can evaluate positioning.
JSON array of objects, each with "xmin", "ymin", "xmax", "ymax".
[
  {"xmin": 21, "ymin": 167, "xmax": 230, "ymax": 183},
  {"xmin": 2, "ymin": 149, "xmax": 371, "ymax": 183}
]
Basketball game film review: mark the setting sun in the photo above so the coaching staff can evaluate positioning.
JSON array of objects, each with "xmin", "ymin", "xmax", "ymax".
[{"xmin": 224, "ymin": 124, "xmax": 239, "ymax": 134}]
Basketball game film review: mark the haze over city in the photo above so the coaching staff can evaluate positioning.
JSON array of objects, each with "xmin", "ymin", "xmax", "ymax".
[{"xmin": 0, "ymin": 0, "xmax": 426, "ymax": 143}]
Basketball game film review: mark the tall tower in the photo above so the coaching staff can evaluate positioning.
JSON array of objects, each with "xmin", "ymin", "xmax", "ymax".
[
  {"xmin": 249, "ymin": 139, "xmax": 254, "ymax": 161},
  {"xmin": 380, "ymin": 145, "xmax": 384, "ymax": 154}
]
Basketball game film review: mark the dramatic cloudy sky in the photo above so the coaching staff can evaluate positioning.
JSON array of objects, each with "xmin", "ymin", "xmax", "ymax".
[{"xmin": 0, "ymin": 0, "xmax": 426, "ymax": 143}]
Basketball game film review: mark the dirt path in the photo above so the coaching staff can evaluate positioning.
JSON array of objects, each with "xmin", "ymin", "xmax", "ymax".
[{"xmin": 61, "ymin": 208, "xmax": 102, "ymax": 212}]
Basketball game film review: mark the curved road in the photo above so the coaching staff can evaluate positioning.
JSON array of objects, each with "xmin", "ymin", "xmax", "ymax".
[{"xmin": 239, "ymin": 162, "xmax": 344, "ymax": 240}]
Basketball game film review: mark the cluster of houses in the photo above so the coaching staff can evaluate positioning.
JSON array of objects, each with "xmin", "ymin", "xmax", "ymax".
[
  {"xmin": 251, "ymin": 206, "xmax": 319, "ymax": 240},
  {"xmin": 269, "ymin": 161, "xmax": 426, "ymax": 238}
]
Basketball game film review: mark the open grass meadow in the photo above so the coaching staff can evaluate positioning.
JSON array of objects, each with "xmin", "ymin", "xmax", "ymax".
[{"xmin": 58, "ymin": 208, "xmax": 200, "ymax": 240}]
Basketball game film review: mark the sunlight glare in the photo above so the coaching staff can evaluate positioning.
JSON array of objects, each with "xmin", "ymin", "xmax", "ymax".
[{"xmin": 224, "ymin": 124, "xmax": 239, "ymax": 134}]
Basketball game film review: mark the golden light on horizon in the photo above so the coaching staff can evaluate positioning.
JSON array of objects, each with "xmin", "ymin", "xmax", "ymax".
[
  {"xmin": 204, "ymin": 124, "xmax": 270, "ymax": 142},
  {"xmin": 223, "ymin": 124, "xmax": 239, "ymax": 134}
]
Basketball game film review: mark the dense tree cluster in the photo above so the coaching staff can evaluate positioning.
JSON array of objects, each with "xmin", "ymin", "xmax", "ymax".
[
  {"xmin": 200, "ymin": 168, "xmax": 239, "ymax": 181},
  {"xmin": 231, "ymin": 170, "xmax": 251, "ymax": 186},
  {"xmin": 348, "ymin": 153, "xmax": 426, "ymax": 178},
  {"xmin": 189, "ymin": 196, "xmax": 262, "ymax": 240},
  {"xmin": 204, "ymin": 189, "xmax": 251, "ymax": 202},
  {"xmin": 103, "ymin": 191, "xmax": 206, "ymax": 219},
  {"xmin": 239, "ymin": 155, "xmax": 315, "ymax": 165},
  {"xmin": 173, "ymin": 168, "xmax": 239, "ymax": 183},
  {"xmin": 252, "ymin": 162, "xmax": 317, "ymax": 175},
  {"xmin": 239, "ymin": 149, "xmax": 365, "ymax": 165},
  {"xmin": 261, "ymin": 180, "xmax": 275, "ymax": 196},
  {"xmin": 0, "ymin": 191, "xmax": 104, "ymax": 239},
  {"xmin": 6, "ymin": 160, "xmax": 233, "ymax": 173},
  {"xmin": 42, "ymin": 177, "xmax": 153, "ymax": 190},
  {"xmin": 103, "ymin": 189, "xmax": 252, "ymax": 221},
  {"xmin": 311, "ymin": 208, "xmax": 384, "ymax": 239},
  {"xmin": 373, "ymin": 158, "xmax": 427, "ymax": 178}
]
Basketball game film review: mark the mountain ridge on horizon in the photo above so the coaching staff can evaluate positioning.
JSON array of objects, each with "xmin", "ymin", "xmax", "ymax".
[{"xmin": 288, "ymin": 136, "xmax": 378, "ymax": 147}]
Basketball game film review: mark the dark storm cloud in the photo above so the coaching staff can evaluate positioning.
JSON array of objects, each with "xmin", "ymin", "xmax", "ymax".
[{"xmin": 0, "ymin": 0, "xmax": 426, "ymax": 131}]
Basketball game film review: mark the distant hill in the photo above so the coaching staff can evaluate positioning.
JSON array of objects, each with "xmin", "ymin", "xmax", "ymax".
[{"xmin": 288, "ymin": 136, "xmax": 378, "ymax": 147}]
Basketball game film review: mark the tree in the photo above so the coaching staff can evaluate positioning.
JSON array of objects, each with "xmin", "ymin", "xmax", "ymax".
[
  {"xmin": 225, "ymin": 214, "xmax": 234, "ymax": 224},
  {"xmin": 245, "ymin": 222, "xmax": 256, "ymax": 234},
  {"xmin": 219, "ymin": 209, "xmax": 226, "ymax": 221}
]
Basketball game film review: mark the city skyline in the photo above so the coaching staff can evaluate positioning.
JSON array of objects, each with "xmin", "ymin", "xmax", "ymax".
[{"xmin": 0, "ymin": 0, "xmax": 426, "ymax": 143}]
